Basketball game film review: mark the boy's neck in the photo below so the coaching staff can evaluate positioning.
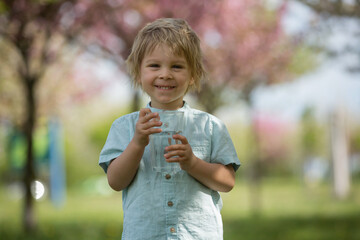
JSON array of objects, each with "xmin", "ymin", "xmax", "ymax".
[{"xmin": 150, "ymin": 101, "xmax": 185, "ymax": 110}]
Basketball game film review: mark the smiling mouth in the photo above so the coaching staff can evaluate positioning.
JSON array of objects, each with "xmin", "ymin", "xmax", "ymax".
[{"xmin": 155, "ymin": 85, "xmax": 176, "ymax": 90}]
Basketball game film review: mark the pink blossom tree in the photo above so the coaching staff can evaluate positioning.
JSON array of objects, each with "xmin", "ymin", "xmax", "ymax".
[
  {"xmin": 75, "ymin": 0, "xmax": 296, "ymax": 112},
  {"xmin": 0, "ymin": 0, "xmax": 108, "ymax": 231}
]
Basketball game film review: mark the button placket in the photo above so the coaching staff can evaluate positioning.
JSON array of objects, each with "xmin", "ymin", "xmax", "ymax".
[{"xmin": 162, "ymin": 172, "xmax": 177, "ymax": 238}]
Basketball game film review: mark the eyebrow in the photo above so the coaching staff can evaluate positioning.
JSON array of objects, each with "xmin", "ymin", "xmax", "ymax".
[{"xmin": 143, "ymin": 58, "xmax": 187, "ymax": 65}]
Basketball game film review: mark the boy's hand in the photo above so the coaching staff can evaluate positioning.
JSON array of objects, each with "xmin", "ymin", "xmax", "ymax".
[
  {"xmin": 134, "ymin": 108, "xmax": 162, "ymax": 147},
  {"xmin": 164, "ymin": 134, "xmax": 198, "ymax": 171}
]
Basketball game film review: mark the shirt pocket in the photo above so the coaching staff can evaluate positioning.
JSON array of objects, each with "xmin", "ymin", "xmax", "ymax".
[{"xmin": 192, "ymin": 144, "xmax": 211, "ymax": 162}]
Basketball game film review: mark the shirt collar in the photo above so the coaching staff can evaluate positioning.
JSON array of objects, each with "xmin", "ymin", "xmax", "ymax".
[{"xmin": 146, "ymin": 101, "xmax": 189, "ymax": 113}]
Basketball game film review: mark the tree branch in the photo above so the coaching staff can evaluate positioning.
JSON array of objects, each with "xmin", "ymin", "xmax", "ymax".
[{"xmin": 296, "ymin": 0, "xmax": 360, "ymax": 17}]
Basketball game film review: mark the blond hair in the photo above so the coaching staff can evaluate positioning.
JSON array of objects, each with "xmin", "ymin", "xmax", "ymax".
[{"xmin": 126, "ymin": 18, "xmax": 206, "ymax": 91}]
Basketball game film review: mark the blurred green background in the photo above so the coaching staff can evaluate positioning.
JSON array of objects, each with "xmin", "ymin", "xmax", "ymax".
[{"xmin": 1, "ymin": 0, "xmax": 360, "ymax": 239}]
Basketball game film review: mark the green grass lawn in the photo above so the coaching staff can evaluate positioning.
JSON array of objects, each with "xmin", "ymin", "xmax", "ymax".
[{"xmin": 1, "ymin": 177, "xmax": 359, "ymax": 240}]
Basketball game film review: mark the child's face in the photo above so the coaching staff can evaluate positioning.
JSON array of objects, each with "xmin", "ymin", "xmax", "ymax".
[{"xmin": 139, "ymin": 44, "xmax": 193, "ymax": 110}]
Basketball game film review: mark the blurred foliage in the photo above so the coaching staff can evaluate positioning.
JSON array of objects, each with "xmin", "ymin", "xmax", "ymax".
[
  {"xmin": 288, "ymin": 45, "xmax": 319, "ymax": 76},
  {"xmin": 349, "ymin": 126, "xmax": 360, "ymax": 153},
  {"xmin": 57, "ymin": 104, "xmax": 133, "ymax": 188},
  {"xmin": 294, "ymin": 0, "xmax": 360, "ymax": 74},
  {"xmin": 87, "ymin": 108, "xmax": 131, "ymax": 151},
  {"xmin": 296, "ymin": 0, "xmax": 360, "ymax": 18},
  {"xmin": 301, "ymin": 107, "xmax": 328, "ymax": 158}
]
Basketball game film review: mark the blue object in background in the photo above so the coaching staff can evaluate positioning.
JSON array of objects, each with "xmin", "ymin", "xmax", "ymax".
[{"xmin": 48, "ymin": 118, "xmax": 66, "ymax": 207}]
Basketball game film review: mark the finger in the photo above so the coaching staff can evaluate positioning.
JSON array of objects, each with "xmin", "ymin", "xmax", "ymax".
[
  {"xmin": 136, "ymin": 119, "xmax": 161, "ymax": 133},
  {"xmin": 164, "ymin": 150, "xmax": 185, "ymax": 159},
  {"xmin": 139, "ymin": 108, "xmax": 153, "ymax": 123},
  {"xmin": 142, "ymin": 119, "xmax": 162, "ymax": 130},
  {"xmin": 146, "ymin": 127, "xmax": 162, "ymax": 135},
  {"xmin": 165, "ymin": 144, "xmax": 186, "ymax": 152},
  {"xmin": 139, "ymin": 111, "xmax": 160, "ymax": 124},
  {"xmin": 145, "ymin": 112, "xmax": 160, "ymax": 123},
  {"xmin": 172, "ymin": 134, "xmax": 188, "ymax": 145},
  {"xmin": 139, "ymin": 108, "xmax": 151, "ymax": 118},
  {"xmin": 165, "ymin": 156, "xmax": 181, "ymax": 163}
]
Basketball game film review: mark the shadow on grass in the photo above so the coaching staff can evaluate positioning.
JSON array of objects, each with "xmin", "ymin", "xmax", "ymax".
[
  {"xmin": 0, "ymin": 220, "xmax": 123, "ymax": 240},
  {"xmin": 224, "ymin": 213, "xmax": 360, "ymax": 240},
  {"xmin": 1, "ymin": 213, "xmax": 359, "ymax": 240}
]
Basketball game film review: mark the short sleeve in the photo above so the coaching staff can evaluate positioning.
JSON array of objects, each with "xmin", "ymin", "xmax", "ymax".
[
  {"xmin": 99, "ymin": 115, "xmax": 135, "ymax": 173},
  {"xmin": 210, "ymin": 117, "xmax": 241, "ymax": 171}
]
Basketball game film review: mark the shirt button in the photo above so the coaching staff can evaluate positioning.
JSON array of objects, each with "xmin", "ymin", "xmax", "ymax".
[
  {"xmin": 167, "ymin": 201, "xmax": 173, "ymax": 207},
  {"xmin": 165, "ymin": 174, "xmax": 171, "ymax": 180},
  {"xmin": 170, "ymin": 227, "xmax": 176, "ymax": 233}
]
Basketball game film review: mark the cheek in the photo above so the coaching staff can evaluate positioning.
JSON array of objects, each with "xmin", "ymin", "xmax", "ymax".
[{"xmin": 138, "ymin": 71, "xmax": 149, "ymax": 83}]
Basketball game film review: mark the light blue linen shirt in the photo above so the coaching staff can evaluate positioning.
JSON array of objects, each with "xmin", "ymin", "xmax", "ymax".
[{"xmin": 99, "ymin": 102, "xmax": 240, "ymax": 240}]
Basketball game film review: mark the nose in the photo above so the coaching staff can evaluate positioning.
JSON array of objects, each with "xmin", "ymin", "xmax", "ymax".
[{"xmin": 159, "ymin": 67, "xmax": 172, "ymax": 80}]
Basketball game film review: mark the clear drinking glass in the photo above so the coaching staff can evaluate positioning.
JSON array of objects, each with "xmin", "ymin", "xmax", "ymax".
[
  {"xmin": 150, "ymin": 111, "xmax": 184, "ymax": 173},
  {"xmin": 154, "ymin": 111, "xmax": 184, "ymax": 134}
]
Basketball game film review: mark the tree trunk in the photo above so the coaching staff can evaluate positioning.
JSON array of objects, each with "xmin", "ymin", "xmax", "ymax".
[
  {"xmin": 248, "ymin": 117, "xmax": 263, "ymax": 216},
  {"xmin": 131, "ymin": 90, "xmax": 141, "ymax": 112},
  {"xmin": 245, "ymin": 89, "xmax": 263, "ymax": 216},
  {"xmin": 248, "ymin": 155, "xmax": 262, "ymax": 216},
  {"xmin": 330, "ymin": 106, "xmax": 351, "ymax": 199},
  {"xmin": 23, "ymin": 76, "xmax": 37, "ymax": 232}
]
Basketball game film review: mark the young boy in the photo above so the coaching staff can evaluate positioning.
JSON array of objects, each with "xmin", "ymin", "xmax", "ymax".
[{"xmin": 99, "ymin": 18, "xmax": 240, "ymax": 239}]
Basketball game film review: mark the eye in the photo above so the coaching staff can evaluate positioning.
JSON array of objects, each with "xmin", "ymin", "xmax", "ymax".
[
  {"xmin": 172, "ymin": 64, "xmax": 184, "ymax": 69},
  {"xmin": 148, "ymin": 64, "xmax": 160, "ymax": 68}
]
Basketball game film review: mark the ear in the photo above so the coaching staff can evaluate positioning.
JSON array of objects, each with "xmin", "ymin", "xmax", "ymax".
[
  {"xmin": 136, "ymin": 76, "xmax": 142, "ymax": 87},
  {"xmin": 189, "ymin": 77, "xmax": 195, "ymax": 86}
]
